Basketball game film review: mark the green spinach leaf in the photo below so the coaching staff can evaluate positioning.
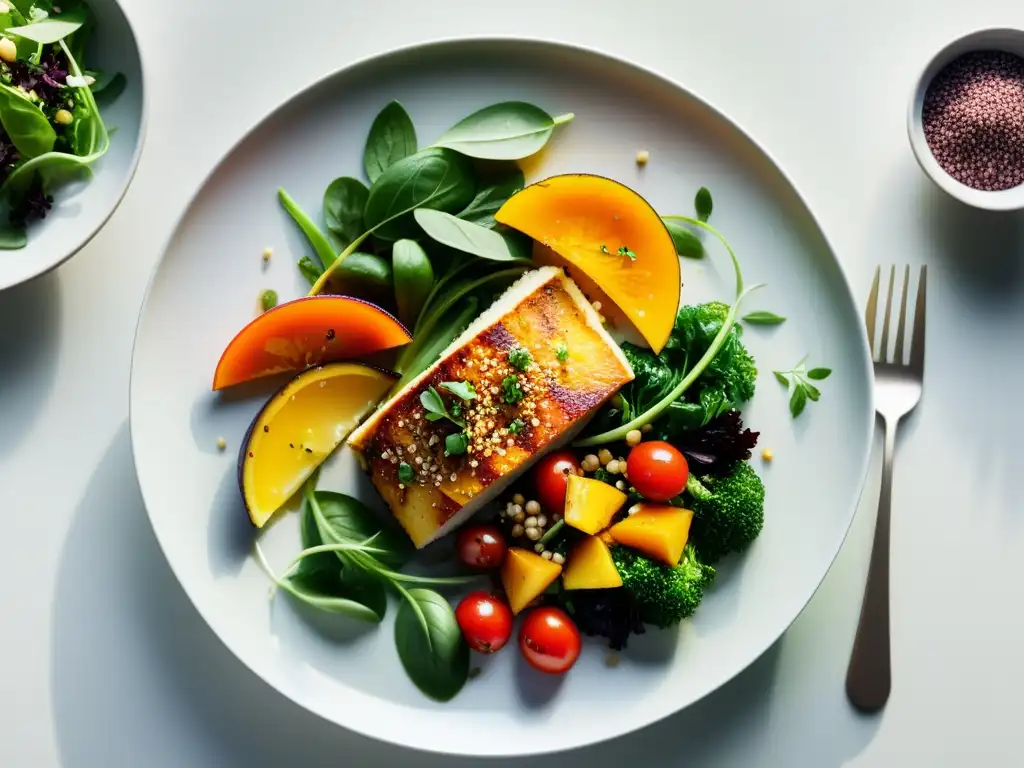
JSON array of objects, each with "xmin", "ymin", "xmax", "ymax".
[
  {"xmin": 5, "ymin": 7, "xmax": 84, "ymax": 44},
  {"xmin": 433, "ymin": 101, "xmax": 573, "ymax": 160},
  {"xmin": 457, "ymin": 169, "xmax": 525, "ymax": 228},
  {"xmin": 363, "ymin": 148, "xmax": 475, "ymax": 241},
  {"xmin": 320, "ymin": 251, "xmax": 392, "ymax": 302},
  {"xmin": 0, "ymin": 84, "xmax": 54, "ymax": 157},
  {"xmin": 322, "ymin": 176, "xmax": 368, "ymax": 250},
  {"xmin": 363, "ymin": 100, "xmax": 417, "ymax": 183},
  {"xmin": 311, "ymin": 490, "xmax": 412, "ymax": 570},
  {"xmin": 394, "ymin": 588, "xmax": 470, "ymax": 701},
  {"xmin": 392, "ymin": 239, "xmax": 434, "ymax": 328},
  {"xmin": 663, "ymin": 219, "xmax": 704, "ymax": 259},
  {"xmin": 278, "ymin": 187, "xmax": 337, "ymax": 268},
  {"xmin": 413, "ymin": 208, "xmax": 527, "ymax": 262},
  {"xmin": 275, "ymin": 572, "xmax": 385, "ymax": 621}
]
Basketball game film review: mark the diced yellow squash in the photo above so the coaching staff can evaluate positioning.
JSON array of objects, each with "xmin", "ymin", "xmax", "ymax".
[
  {"xmin": 563, "ymin": 474, "xmax": 626, "ymax": 534},
  {"xmin": 501, "ymin": 548, "xmax": 563, "ymax": 615},
  {"xmin": 562, "ymin": 536, "xmax": 623, "ymax": 590},
  {"xmin": 608, "ymin": 504, "xmax": 694, "ymax": 566}
]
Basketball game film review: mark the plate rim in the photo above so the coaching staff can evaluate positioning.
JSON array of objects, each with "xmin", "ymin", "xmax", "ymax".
[
  {"xmin": 0, "ymin": 0, "xmax": 150, "ymax": 292},
  {"xmin": 129, "ymin": 34, "xmax": 875, "ymax": 757}
]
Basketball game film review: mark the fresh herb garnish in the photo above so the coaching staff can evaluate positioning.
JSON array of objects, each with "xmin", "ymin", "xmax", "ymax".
[
  {"xmin": 421, "ymin": 385, "xmax": 468, "ymax": 428},
  {"xmin": 440, "ymin": 380, "xmax": 477, "ymax": 400},
  {"xmin": 618, "ymin": 245, "xmax": 637, "ymax": 261},
  {"xmin": 773, "ymin": 356, "xmax": 832, "ymax": 418},
  {"xmin": 508, "ymin": 418, "xmax": 525, "ymax": 435},
  {"xmin": 501, "ymin": 375, "xmax": 524, "ymax": 405},
  {"xmin": 508, "ymin": 346, "xmax": 532, "ymax": 371},
  {"xmin": 600, "ymin": 244, "xmax": 610, "ymax": 254},
  {"xmin": 742, "ymin": 311, "xmax": 786, "ymax": 326},
  {"xmin": 556, "ymin": 343, "xmax": 569, "ymax": 362},
  {"xmin": 431, "ymin": 101, "xmax": 574, "ymax": 160},
  {"xmin": 695, "ymin": 186, "xmax": 713, "ymax": 221},
  {"xmin": 363, "ymin": 100, "xmax": 417, "ymax": 184},
  {"xmin": 444, "ymin": 432, "xmax": 469, "ymax": 456},
  {"xmin": 398, "ymin": 462, "xmax": 415, "ymax": 483}
]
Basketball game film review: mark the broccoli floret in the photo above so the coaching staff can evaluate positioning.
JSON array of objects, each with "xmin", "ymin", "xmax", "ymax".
[
  {"xmin": 686, "ymin": 461, "xmax": 765, "ymax": 563},
  {"xmin": 611, "ymin": 545, "xmax": 715, "ymax": 628}
]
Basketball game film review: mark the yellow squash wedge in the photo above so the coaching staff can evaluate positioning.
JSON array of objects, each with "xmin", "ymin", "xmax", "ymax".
[
  {"xmin": 563, "ymin": 473, "xmax": 626, "ymax": 534},
  {"xmin": 608, "ymin": 504, "xmax": 694, "ymax": 566},
  {"xmin": 562, "ymin": 535, "xmax": 623, "ymax": 590},
  {"xmin": 501, "ymin": 548, "xmax": 563, "ymax": 614}
]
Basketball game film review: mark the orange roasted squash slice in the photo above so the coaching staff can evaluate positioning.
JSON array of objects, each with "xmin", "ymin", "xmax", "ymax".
[
  {"xmin": 213, "ymin": 296, "xmax": 411, "ymax": 390},
  {"xmin": 495, "ymin": 174, "xmax": 680, "ymax": 353}
]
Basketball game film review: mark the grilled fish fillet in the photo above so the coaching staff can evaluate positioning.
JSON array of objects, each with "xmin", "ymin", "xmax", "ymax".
[{"xmin": 347, "ymin": 266, "xmax": 634, "ymax": 548}]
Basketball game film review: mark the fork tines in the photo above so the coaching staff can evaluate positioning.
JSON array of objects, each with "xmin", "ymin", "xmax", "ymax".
[{"xmin": 865, "ymin": 265, "xmax": 927, "ymax": 372}]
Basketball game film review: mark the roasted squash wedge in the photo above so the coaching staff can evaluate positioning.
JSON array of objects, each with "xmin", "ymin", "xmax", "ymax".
[
  {"xmin": 608, "ymin": 504, "xmax": 694, "ymax": 566},
  {"xmin": 563, "ymin": 473, "xmax": 626, "ymax": 534},
  {"xmin": 495, "ymin": 174, "xmax": 680, "ymax": 353},
  {"xmin": 501, "ymin": 547, "xmax": 563, "ymax": 614},
  {"xmin": 562, "ymin": 535, "xmax": 623, "ymax": 590}
]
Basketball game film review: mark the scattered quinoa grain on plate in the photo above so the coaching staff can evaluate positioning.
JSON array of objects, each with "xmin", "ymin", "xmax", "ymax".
[{"xmin": 635, "ymin": 149, "xmax": 649, "ymax": 165}]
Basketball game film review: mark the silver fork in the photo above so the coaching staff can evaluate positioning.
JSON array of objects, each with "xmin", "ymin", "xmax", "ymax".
[{"xmin": 845, "ymin": 264, "xmax": 926, "ymax": 713}]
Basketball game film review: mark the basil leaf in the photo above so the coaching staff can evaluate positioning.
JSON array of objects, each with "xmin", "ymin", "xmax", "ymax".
[
  {"xmin": 773, "ymin": 371, "xmax": 789, "ymax": 387},
  {"xmin": 742, "ymin": 311, "xmax": 786, "ymax": 326},
  {"xmin": 695, "ymin": 186, "xmax": 713, "ymax": 222},
  {"xmin": 363, "ymin": 148, "xmax": 475, "ymax": 241},
  {"xmin": 320, "ymin": 251, "xmax": 392, "ymax": 303},
  {"xmin": 420, "ymin": 386, "xmax": 446, "ymax": 417},
  {"xmin": 392, "ymin": 239, "xmax": 434, "ymax": 328},
  {"xmin": 323, "ymin": 176, "xmax": 368, "ymax": 250},
  {"xmin": 803, "ymin": 382, "xmax": 821, "ymax": 402},
  {"xmin": 440, "ymin": 381, "xmax": 476, "ymax": 400},
  {"xmin": 394, "ymin": 589, "xmax": 470, "ymax": 701},
  {"xmin": 363, "ymin": 100, "xmax": 417, "ymax": 183},
  {"xmin": 297, "ymin": 255, "xmax": 323, "ymax": 286},
  {"xmin": 433, "ymin": 101, "xmax": 573, "ymax": 160},
  {"xmin": 278, "ymin": 187, "xmax": 337, "ymax": 268},
  {"xmin": 457, "ymin": 169, "xmax": 525, "ymax": 227},
  {"xmin": 414, "ymin": 208, "xmax": 526, "ymax": 261},
  {"xmin": 806, "ymin": 367, "xmax": 832, "ymax": 380},
  {"xmin": 444, "ymin": 432, "xmax": 469, "ymax": 456},
  {"xmin": 6, "ymin": 8, "xmax": 84, "ymax": 44},
  {"xmin": 276, "ymin": 572, "xmax": 384, "ymax": 621},
  {"xmin": 789, "ymin": 385, "xmax": 807, "ymax": 418},
  {"xmin": 0, "ymin": 84, "xmax": 54, "ymax": 158},
  {"xmin": 663, "ymin": 219, "xmax": 704, "ymax": 259},
  {"xmin": 313, "ymin": 491, "xmax": 412, "ymax": 569}
]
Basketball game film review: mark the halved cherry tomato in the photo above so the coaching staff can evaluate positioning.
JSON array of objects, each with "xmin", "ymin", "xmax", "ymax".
[
  {"xmin": 456, "ymin": 524, "xmax": 507, "ymax": 569},
  {"xmin": 456, "ymin": 592, "xmax": 514, "ymax": 653},
  {"xmin": 533, "ymin": 451, "xmax": 582, "ymax": 514},
  {"xmin": 518, "ymin": 606, "xmax": 581, "ymax": 674},
  {"xmin": 626, "ymin": 440, "xmax": 689, "ymax": 501}
]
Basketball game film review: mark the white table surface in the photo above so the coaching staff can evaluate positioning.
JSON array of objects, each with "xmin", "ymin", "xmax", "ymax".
[{"xmin": 2, "ymin": 0, "xmax": 1021, "ymax": 765}]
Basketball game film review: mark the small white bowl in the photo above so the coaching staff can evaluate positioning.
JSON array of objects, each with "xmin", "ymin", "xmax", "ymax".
[
  {"xmin": 907, "ymin": 27, "xmax": 1024, "ymax": 211},
  {"xmin": 0, "ymin": 0, "xmax": 146, "ymax": 292}
]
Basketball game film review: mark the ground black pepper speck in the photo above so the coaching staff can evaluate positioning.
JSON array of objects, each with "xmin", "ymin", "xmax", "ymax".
[{"xmin": 923, "ymin": 50, "xmax": 1024, "ymax": 191}]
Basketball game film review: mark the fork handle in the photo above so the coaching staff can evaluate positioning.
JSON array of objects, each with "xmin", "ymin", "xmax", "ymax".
[{"xmin": 845, "ymin": 417, "xmax": 895, "ymax": 713}]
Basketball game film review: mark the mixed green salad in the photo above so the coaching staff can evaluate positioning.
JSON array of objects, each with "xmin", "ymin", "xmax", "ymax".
[
  {"xmin": 0, "ymin": 1, "xmax": 124, "ymax": 248},
  {"xmin": 221, "ymin": 98, "xmax": 833, "ymax": 702}
]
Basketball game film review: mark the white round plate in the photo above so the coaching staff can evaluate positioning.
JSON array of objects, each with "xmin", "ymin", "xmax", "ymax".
[
  {"xmin": 130, "ymin": 39, "xmax": 873, "ymax": 758},
  {"xmin": 0, "ymin": 0, "xmax": 146, "ymax": 292}
]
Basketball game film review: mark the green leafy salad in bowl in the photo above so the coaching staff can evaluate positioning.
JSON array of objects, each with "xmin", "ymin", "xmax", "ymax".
[
  {"xmin": 211, "ymin": 98, "xmax": 833, "ymax": 701},
  {"xmin": 0, "ymin": 1, "xmax": 124, "ymax": 249}
]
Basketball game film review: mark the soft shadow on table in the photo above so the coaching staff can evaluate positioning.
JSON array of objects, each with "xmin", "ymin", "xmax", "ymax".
[
  {"xmin": 0, "ymin": 272, "xmax": 60, "ymax": 460},
  {"xmin": 51, "ymin": 424, "xmax": 880, "ymax": 768}
]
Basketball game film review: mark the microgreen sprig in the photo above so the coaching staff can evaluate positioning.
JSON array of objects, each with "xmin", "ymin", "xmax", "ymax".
[{"xmin": 773, "ymin": 356, "xmax": 832, "ymax": 418}]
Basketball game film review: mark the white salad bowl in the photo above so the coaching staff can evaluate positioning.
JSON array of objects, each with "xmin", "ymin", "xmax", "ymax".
[
  {"xmin": 0, "ymin": 0, "xmax": 146, "ymax": 292},
  {"xmin": 130, "ymin": 37, "xmax": 873, "ymax": 758}
]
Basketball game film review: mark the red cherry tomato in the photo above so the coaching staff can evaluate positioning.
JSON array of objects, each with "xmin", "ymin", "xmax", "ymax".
[
  {"xmin": 456, "ymin": 591, "xmax": 514, "ymax": 653},
  {"xmin": 456, "ymin": 524, "xmax": 507, "ymax": 569},
  {"xmin": 533, "ymin": 450, "xmax": 582, "ymax": 513},
  {"xmin": 626, "ymin": 441, "xmax": 689, "ymax": 501},
  {"xmin": 518, "ymin": 606, "xmax": 581, "ymax": 674}
]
